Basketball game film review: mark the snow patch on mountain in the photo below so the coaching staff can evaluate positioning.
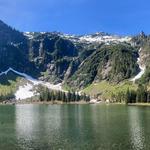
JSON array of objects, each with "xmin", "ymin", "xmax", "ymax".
[
  {"xmin": 0, "ymin": 67, "xmax": 39, "ymax": 85},
  {"xmin": 23, "ymin": 31, "xmax": 132, "ymax": 45},
  {"xmin": 0, "ymin": 67, "xmax": 63, "ymax": 100},
  {"xmin": 15, "ymin": 83, "xmax": 35, "ymax": 100},
  {"xmin": 60, "ymin": 32, "xmax": 131, "ymax": 44},
  {"xmin": 130, "ymin": 48, "xmax": 145, "ymax": 82},
  {"xmin": 24, "ymin": 32, "xmax": 34, "ymax": 39},
  {"xmin": 79, "ymin": 34, "xmax": 131, "ymax": 44},
  {"xmin": 131, "ymin": 58, "xmax": 145, "ymax": 82}
]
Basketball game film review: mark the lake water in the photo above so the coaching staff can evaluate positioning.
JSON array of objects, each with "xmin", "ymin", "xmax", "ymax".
[{"xmin": 0, "ymin": 104, "xmax": 150, "ymax": 150}]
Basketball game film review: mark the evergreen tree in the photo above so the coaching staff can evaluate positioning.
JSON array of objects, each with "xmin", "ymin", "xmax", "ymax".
[
  {"xmin": 67, "ymin": 91, "xmax": 71, "ymax": 102},
  {"xmin": 75, "ymin": 93, "xmax": 80, "ymax": 102},
  {"xmin": 126, "ymin": 88, "xmax": 130, "ymax": 104},
  {"xmin": 136, "ymin": 84, "xmax": 147, "ymax": 103},
  {"xmin": 62, "ymin": 92, "xmax": 66, "ymax": 102}
]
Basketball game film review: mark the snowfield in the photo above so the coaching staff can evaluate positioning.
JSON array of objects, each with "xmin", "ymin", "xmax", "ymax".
[
  {"xmin": 0, "ymin": 67, "xmax": 63, "ymax": 100},
  {"xmin": 131, "ymin": 57, "xmax": 145, "ymax": 82},
  {"xmin": 24, "ymin": 32, "xmax": 34, "ymax": 39},
  {"xmin": 15, "ymin": 83, "xmax": 35, "ymax": 100},
  {"xmin": 24, "ymin": 32, "xmax": 132, "ymax": 45},
  {"xmin": 61, "ymin": 32, "xmax": 131, "ymax": 44},
  {"xmin": 79, "ymin": 35, "xmax": 131, "ymax": 44}
]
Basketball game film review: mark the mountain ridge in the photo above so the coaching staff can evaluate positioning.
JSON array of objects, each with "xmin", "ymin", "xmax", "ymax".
[{"xmin": 0, "ymin": 19, "xmax": 149, "ymax": 100}]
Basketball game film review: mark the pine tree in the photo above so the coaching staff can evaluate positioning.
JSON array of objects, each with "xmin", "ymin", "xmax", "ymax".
[
  {"xmin": 67, "ymin": 91, "xmax": 71, "ymax": 102},
  {"xmin": 147, "ymin": 92, "xmax": 150, "ymax": 103},
  {"xmin": 75, "ymin": 93, "xmax": 80, "ymax": 102},
  {"xmin": 136, "ymin": 84, "xmax": 147, "ymax": 103},
  {"xmin": 71, "ymin": 91, "xmax": 76, "ymax": 102},
  {"xmin": 126, "ymin": 88, "xmax": 130, "ymax": 104},
  {"xmin": 62, "ymin": 92, "xmax": 66, "ymax": 102}
]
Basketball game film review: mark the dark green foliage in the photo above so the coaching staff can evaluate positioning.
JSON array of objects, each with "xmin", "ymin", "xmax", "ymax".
[
  {"xmin": 140, "ymin": 67, "xmax": 150, "ymax": 84},
  {"xmin": 0, "ymin": 20, "xmax": 37, "ymax": 76},
  {"xmin": 125, "ymin": 89, "xmax": 137, "ymax": 104},
  {"xmin": 0, "ymin": 92, "xmax": 15, "ymax": 102},
  {"xmin": 79, "ymin": 48, "xmax": 96, "ymax": 62},
  {"xmin": 67, "ymin": 44, "xmax": 138, "ymax": 89},
  {"xmin": 110, "ymin": 45, "xmax": 138, "ymax": 81},
  {"xmin": 0, "ymin": 20, "xmax": 80, "ymax": 81},
  {"xmin": 136, "ymin": 84, "xmax": 147, "ymax": 103},
  {"xmin": 0, "ymin": 20, "xmax": 26, "ymax": 46},
  {"xmin": 113, "ymin": 84, "xmax": 149, "ymax": 103},
  {"xmin": 53, "ymin": 38, "xmax": 77, "ymax": 59},
  {"xmin": 39, "ymin": 87, "xmax": 90, "ymax": 102},
  {"xmin": 132, "ymin": 33, "xmax": 150, "ymax": 85},
  {"xmin": 0, "ymin": 45, "xmax": 28, "ymax": 71},
  {"xmin": 0, "ymin": 20, "xmax": 146, "ymax": 92}
]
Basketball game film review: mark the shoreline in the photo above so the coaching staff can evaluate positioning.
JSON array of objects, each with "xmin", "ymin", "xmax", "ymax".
[
  {"xmin": 0, "ymin": 100, "xmax": 89, "ymax": 105},
  {"xmin": 0, "ymin": 100, "xmax": 126, "ymax": 105},
  {"xmin": 128, "ymin": 103, "xmax": 150, "ymax": 107}
]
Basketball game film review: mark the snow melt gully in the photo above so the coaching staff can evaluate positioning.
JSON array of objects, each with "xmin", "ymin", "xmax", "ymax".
[{"xmin": 130, "ymin": 48, "xmax": 145, "ymax": 82}]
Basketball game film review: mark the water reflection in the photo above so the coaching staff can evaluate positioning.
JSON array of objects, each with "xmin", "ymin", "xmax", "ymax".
[
  {"xmin": 15, "ymin": 104, "xmax": 70, "ymax": 149},
  {"xmin": 42, "ymin": 105, "xmax": 62, "ymax": 148},
  {"xmin": 128, "ymin": 107, "xmax": 145, "ymax": 150},
  {"xmin": 15, "ymin": 104, "xmax": 40, "ymax": 149},
  {"xmin": 16, "ymin": 105, "xmax": 38, "ymax": 137},
  {"xmin": 13, "ymin": 104, "xmax": 150, "ymax": 150},
  {"xmin": 0, "ymin": 105, "xmax": 17, "ymax": 149},
  {"xmin": 58, "ymin": 105, "xmax": 99, "ymax": 149}
]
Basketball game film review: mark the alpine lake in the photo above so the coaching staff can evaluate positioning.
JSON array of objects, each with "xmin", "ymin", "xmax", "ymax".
[{"xmin": 0, "ymin": 104, "xmax": 150, "ymax": 150}]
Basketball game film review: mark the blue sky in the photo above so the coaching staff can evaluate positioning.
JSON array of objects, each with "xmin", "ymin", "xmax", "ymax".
[{"xmin": 0, "ymin": 0, "xmax": 150, "ymax": 35}]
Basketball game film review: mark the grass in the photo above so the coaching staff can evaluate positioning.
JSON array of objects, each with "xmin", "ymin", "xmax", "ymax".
[
  {"xmin": 83, "ymin": 80, "xmax": 137, "ymax": 99},
  {"xmin": 0, "ymin": 72, "xmax": 22, "ymax": 97},
  {"xmin": 0, "ymin": 80, "xmax": 18, "ymax": 96}
]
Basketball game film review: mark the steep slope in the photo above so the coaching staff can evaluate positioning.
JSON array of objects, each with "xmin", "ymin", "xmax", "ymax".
[
  {"xmin": 0, "ymin": 20, "xmax": 26, "ymax": 45},
  {"xmin": 0, "ymin": 20, "xmax": 32, "ymax": 72},
  {"xmin": 26, "ymin": 32, "xmax": 80, "ymax": 83},
  {"xmin": 0, "ymin": 20, "xmax": 146, "ymax": 100},
  {"xmin": 130, "ymin": 48, "xmax": 146, "ymax": 82},
  {"xmin": 66, "ymin": 44, "xmax": 139, "ymax": 89},
  {"xmin": 24, "ymin": 31, "xmax": 134, "ymax": 84},
  {"xmin": 131, "ymin": 32, "xmax": 150, "ymax": 84},
  {"xmin": 0, "ymin": 68, "xmax": 63, "ymax": 100}
]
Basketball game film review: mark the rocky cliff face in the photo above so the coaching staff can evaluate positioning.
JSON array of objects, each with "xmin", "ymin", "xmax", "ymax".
[
  {"xmin": 1, "ymin": 20, "xmax": 149, "ymax": 90},
  {"xmin": 66, "ymin": 44, "xmax": 139, "ymax": 89},
  {"xmin": 132, "ymin": 33, "xmax": 150, "ymax": 84}
]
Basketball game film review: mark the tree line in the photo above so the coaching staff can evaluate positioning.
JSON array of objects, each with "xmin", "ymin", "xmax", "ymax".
[
  {"xmin": 39, "ymin": 87, "xmax": 90, "ymax": 102},
  {"xmin": 111, "ymin": 84, "xmax": 150, "ymax": 103},
  {"xmin": 0, "ymin": 92, "xmax": 15, "ymax": 102}
]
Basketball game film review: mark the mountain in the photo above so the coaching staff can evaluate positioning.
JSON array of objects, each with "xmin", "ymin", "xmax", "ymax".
[
  {"xmin": 0, "ymin": 20, "xmax": 32, "ymax": 73},
  {"xmin": 66, "ymin": 44, "xmax": 138, "ymax": 89},
  {"xmin": 0, "ymin": 20, "xmax": 150, "ymax": 100},
  {"xmin": 0, "ymin": 20, "xmax": 26, "ymax": 45}
]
